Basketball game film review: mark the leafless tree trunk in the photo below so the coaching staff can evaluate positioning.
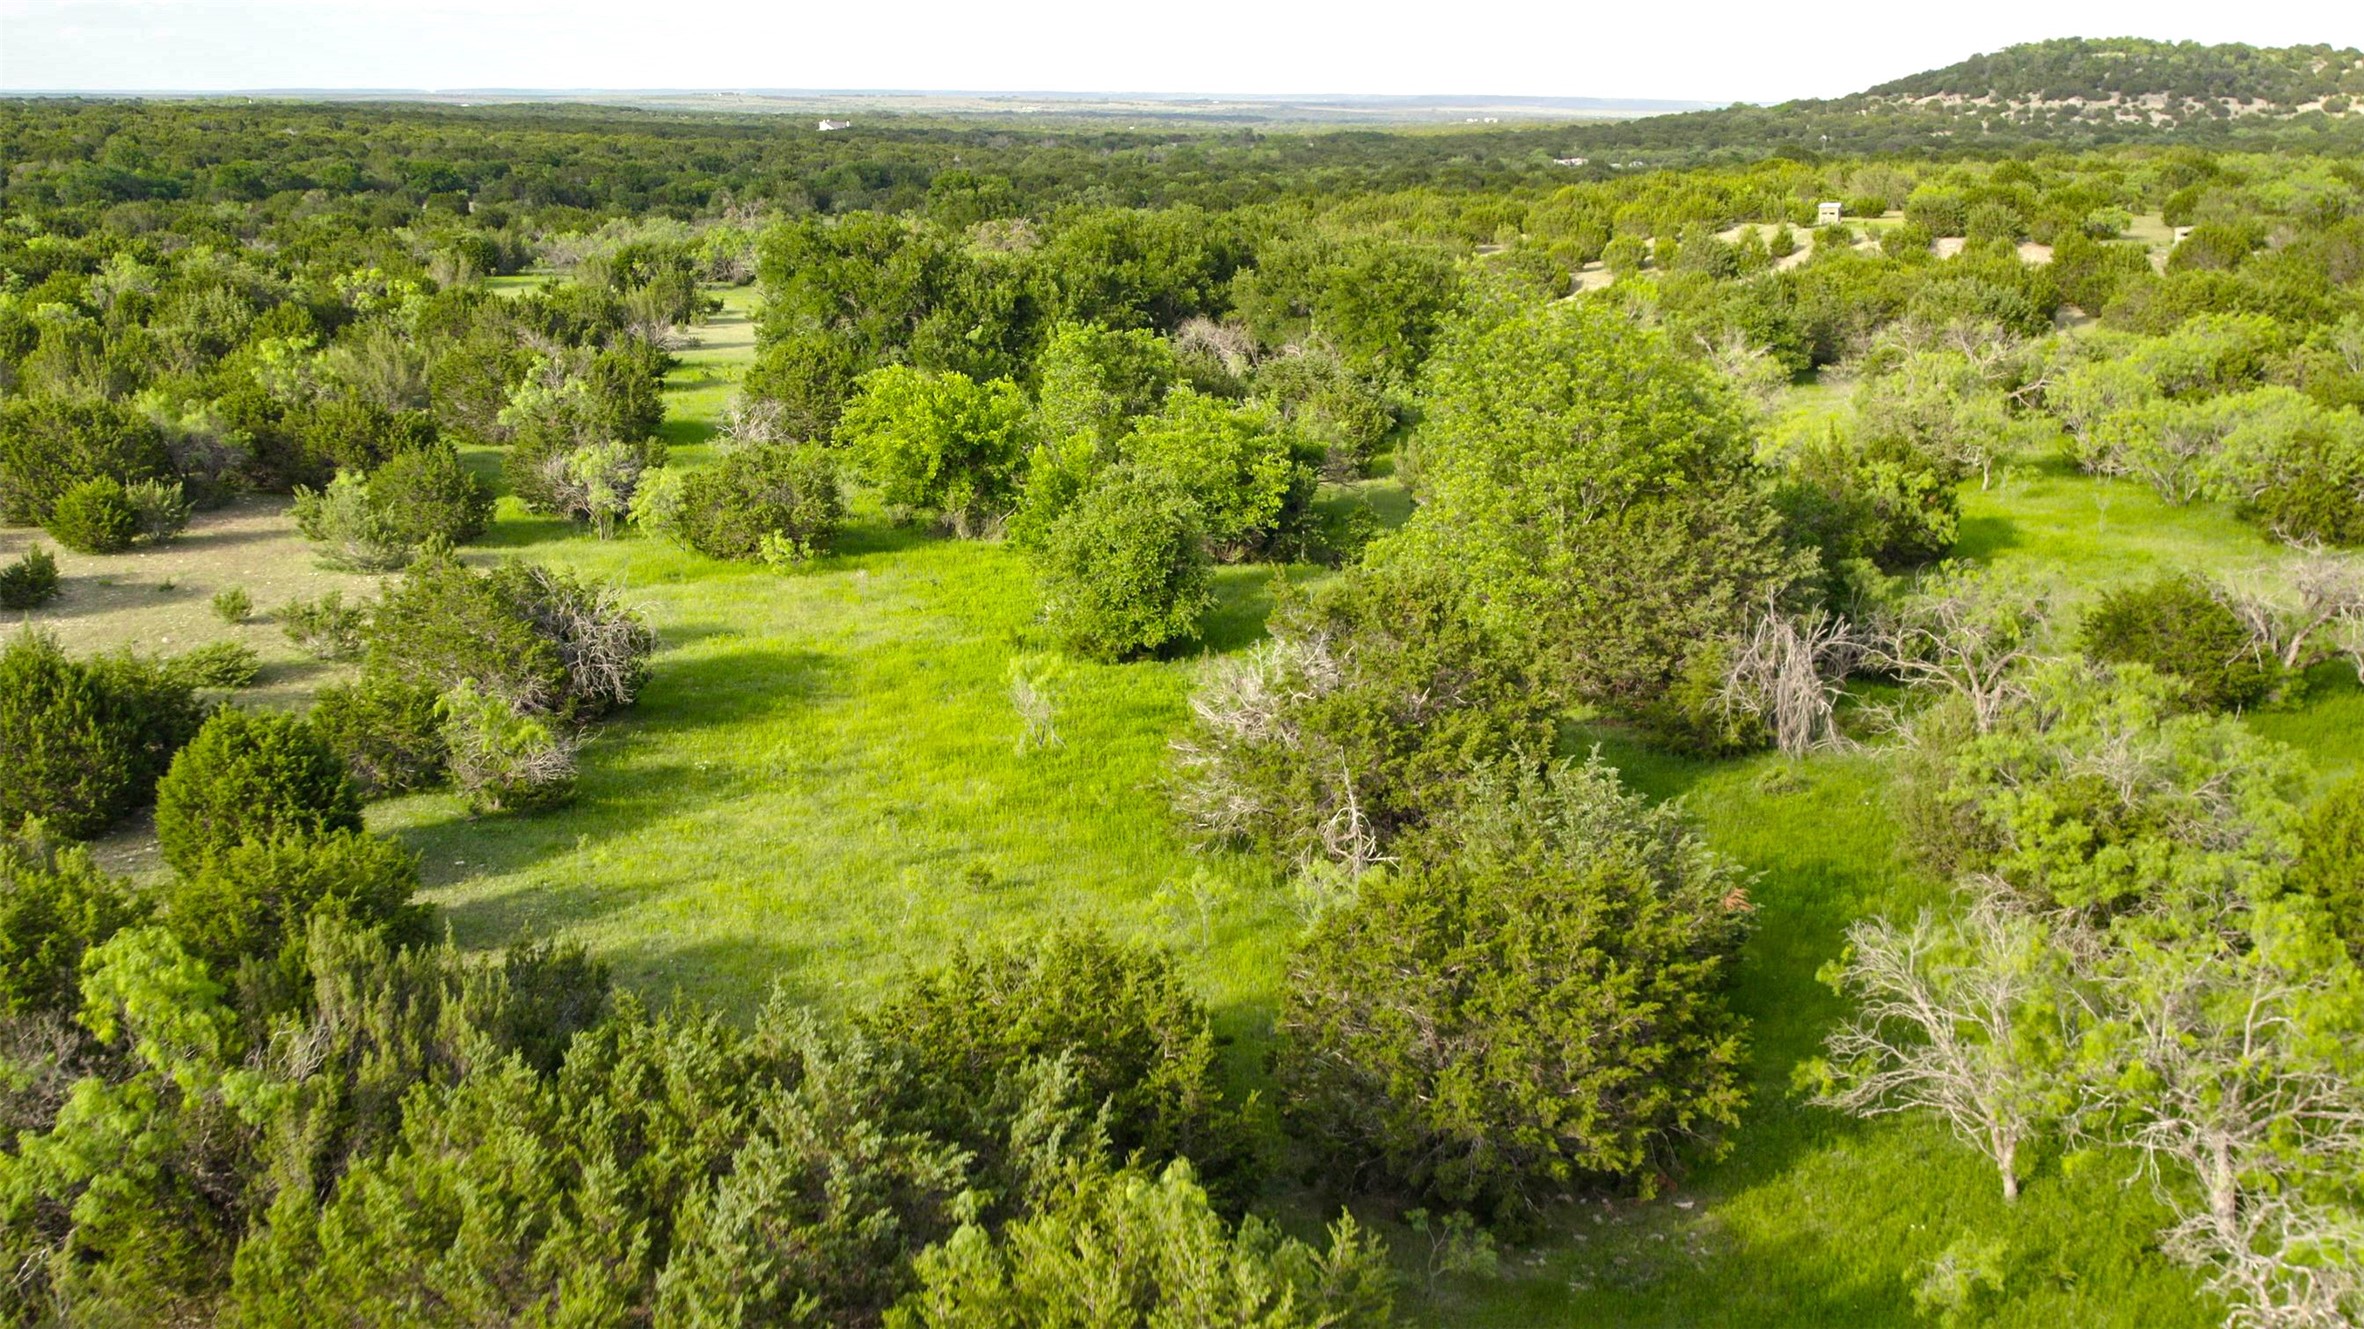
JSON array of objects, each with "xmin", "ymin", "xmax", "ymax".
[
  {"xmin": 1808, "ymin": 892, "xmax": 2086, "ymax": 1202},
  {"xmin": 2223, "ymin": 549, "xmax": 2364, "ymax": 677},
  {"xmin": 1866, "ymin": 569, "xmax": 2050, "ymax": 733},
  {"xmin": 1718, "ymin": 598, "xmax": 1863, "ymax": 757}
]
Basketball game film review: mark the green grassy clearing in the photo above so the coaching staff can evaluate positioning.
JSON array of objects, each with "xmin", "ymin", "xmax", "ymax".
[
  {"xmin": 393, "ymin": 303, "xmax": 2342, "ymax": 1326},
  {"xmin": 21, "ymin": 289, "xmax": 2359, "ymax": 1325}
]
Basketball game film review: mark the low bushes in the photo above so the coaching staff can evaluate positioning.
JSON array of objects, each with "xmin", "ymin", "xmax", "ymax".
[
  {"xmin": 161, "ymin": 641, "xmax": 261, "ymax": 691},
  {"xmin": 436, "ymin": 680, "xmax": 579, "ymax": 812},
  {"xmin": 1173, "ymin": 565, "xmax": 1554, "ymax": 873},
  {"xmin": 0, "ymin": 397, "xmax": 176, "ymax": 525},
  {"xmin": 1275, "ymin": 757, "xmax": 1754, "ymax": 1224},
  {"xmin": 0, "ymin": 546, "xmax": 61, "ymax": 610},
  {"xmin": 309, "ymin": 554, "xmax": 649, "ymax": 809},
  {"xmin": 292, "ymin": 444, "xmax": 490, "ymax": 571},
  {"xmin": 861, "ymin": 928, "xmax": 1260, "ymax": 1211},
  {"xmin": 161, "ymin": 828, "xmax": 431, "ymax": 969},
  {"xmin": 364, "ymin": 554, "xmax": 652, "ymax": 723},
  {"xmin": 278, "ymin": 590, "xmax": 368, "ymax": 660},
  {"xmin": 151, "ymin": 707, "xmax": 363, "ymax": 874},
  {"xmin": 44, "ymin": 476, "xmax": 139, "ymax": 553},
  {"xmin": 891, "ymin": 1160, "xmax": 1392, "ymax": 1328},
  {"xmin": 310, "ymin": 675, "xmax": 447, "ymax": 795},
  {"xmin": 0, "ymin": 824, "xmax": 144, "ymax": 1014},
  {"xmin": 644, "ymin": 441, "xmax": 843, "ymax": 564},
  {"xmin": 41, "ymin": 476, "xmax": 190, "ymax": 554},
  {"xmin": 1033, "ymin": 470, "xmax": 1211, "ymax": 662},
  {"xmin": 369, "ymin": 442, "xmax": 494, "ymax": 546},
  {"xmin": 0, "ymin": 632, "xmax": 206, "ymax": 840},
  {"xmin": 2080, "ymin": 574, "xmax": 2276, "ymax": 710}
]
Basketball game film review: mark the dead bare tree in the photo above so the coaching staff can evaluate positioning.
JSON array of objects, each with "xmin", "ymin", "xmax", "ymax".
[
  {"xmin": 1696, "ymin": 329, "xmax": 1789, "ymax": 411},
  {"xmin": 1806, "ymin": 892, "xmax": 2088, "ymax": 1202},
  {"xmin": 2223, "ymin": 549, "xmax": 2364, "ymax": 679},
  {"xmin": 1718, "ymin": 599, "xmax": 1863, "ymax": 757},
  {"xmin": 1866, "ymin": 567, "xmax": 2051, "ymax": 733},
  {"xmin": 1007, "ymin": 658, "xmax": 1063, "ymax": 753}
]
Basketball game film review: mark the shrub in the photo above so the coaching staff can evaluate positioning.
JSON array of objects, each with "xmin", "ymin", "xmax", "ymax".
[
  {"xmin": 861, "ymin": 927, "xmax": 1260, "ymax": 1209},
  {"xmin": 889, "ymin": 1161, "xmax": 1392, "ymax": 1329},
  {"xmin": 211, "ymin": 586, "xmax": 253, "ymax": 624},
  {"xmin": 2081, "ymin": 574, "xmax": 2276, "ymax": 711},
  {"xmin": 0, "ymin": 822, "xmax": 143, "ymax": 1014},
  {"xmin": 1035, "ymin": 470, "xmax": 1211, "ymax": 662},
  {"xmin": 1251, "ymin": 349, "xmax": 1393, "ymax": 479},
  {"xmin": 2295, "ymin": 776, "xmax": 2364, "ymax": 955},
  {"xmin": 0, "ymin": 632, "xmax": 204, "ymax": 840},
  {"xmin": 279, "ymin": 590, "xmax": 369, "ymax": 661},
  {"xmin": 1908, "ymin": 660, "xmax": 2306, "ymax": 914},
  {"xmin": 369, "ymin": 442, "xmax": 493, "ymax": 546},
  {"xmin": 1390, "ymin": 296, "xmax": 1805, "ymax": 722},
  {"xmin": 1122, "ymin": 389, "xmax": 1319, "ymax": 562},
  {"xmin": 291, "ymin": 470, "xmax": 414, "ymax": 571},
  {"xmin": 1275, "ymin": 756, "xmax": 1754, "ymax": 1223},
  {"xmin": 557, "ymin": 442, "xmax": 643, "ymax": 538},
  {"xmin": 161, "ymin": 641, "xmax": 262, "ymax": 691},
  {"xmin": 365, "ymin": 556, "xmax": 650, "ymax": 722},
  {"xmin": 163, "ymin": 828, "xmax": 430, "ymax": 968},
  {"xmin": 44, "ymin": 476, "xmax": 140, "ymax": 553},
  {"xmin": 0, "ymin": 545, "xmax": 61, "ymax": 610},
  {"xmin": 152, "ymin": 707, "xmax": 363, "ymax": 874},
  {"xmin": 311, "ymin": 675, "xmax": 448, "ymax": 794},
  {"xmin": 437, "ymin": 680, "xmax": 578, "ymax": 813},
  {"xmin": 668, "ymin": 442, "xmax": 843, "ymax": 562},
  {"xmin": 837, "ymin": 366, "xmax": 1032, "ymax": 536},
  {"xmin": 1775, "ymin": 421, "xmax": 1961, "ymax": 575},
  {"xmin": 122, "ymin": 477, "xmax": 191, "ymax": 543},
  {"xmin": 1173, "ymin": 565, "xmax": 1555, "ymax": 872},
  {"xmin": 2237, "ymin": 411, "xmax": 2364, "ymax": 546},
  {"xmin": 0, "ymin": 397, "xmax": 175, "ymax": 525}
]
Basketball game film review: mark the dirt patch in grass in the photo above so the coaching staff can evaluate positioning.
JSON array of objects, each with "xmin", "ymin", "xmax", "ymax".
[{"xmin": 2, "ymin": 495, "xmax": 386, "ymax": 709}]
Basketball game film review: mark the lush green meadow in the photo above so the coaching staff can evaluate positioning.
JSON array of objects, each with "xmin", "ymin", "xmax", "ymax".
[{"xmin": 283, "ymin": 292, "xmax": 2359, "ymax": 1325}]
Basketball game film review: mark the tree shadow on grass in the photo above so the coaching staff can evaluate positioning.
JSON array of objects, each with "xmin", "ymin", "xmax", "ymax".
[
  {"xmin": 1197, "ymin": 564, "xmax": 1302, "ymax": 655},
  {"xmin": 829, "ymin": 516, "xmax": 942, "ymax": 561},
  {"xmin": 1953, "ymin": 513, "xmax": 2023, "ymax": 561},
  {"xmin": 622, "ymin": 934, "xmax": 831, "ymax": 1016},
  {"xmin": 477, "ymin": 513, "xmax": 582, "ymax": 549},
  {"xmin": 396, "ymin": 643, "xmax": 838, "ymax": 931}
]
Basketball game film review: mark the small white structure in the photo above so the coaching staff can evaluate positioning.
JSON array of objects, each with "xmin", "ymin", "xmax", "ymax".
[
  {"xmin": 818, "ymin": 119, "xmax": 851, "ymax": 132},
  {"xmin": 1554, "ymin": 156, "xmax": 1589, "ymax": 167},
  {"xmin": 1817, "ymin": 201, "xmax": 1844, "ymax": 225}
]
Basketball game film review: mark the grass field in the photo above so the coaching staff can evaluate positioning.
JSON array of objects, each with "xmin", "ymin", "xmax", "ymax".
[{"xmin": 14, "ymin": 288, "xmax": 2359, "ymax": 1325}]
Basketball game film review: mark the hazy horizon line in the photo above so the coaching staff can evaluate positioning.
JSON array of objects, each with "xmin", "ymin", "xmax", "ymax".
[{"xmin": 0, "ymin": 87, "xmax": 1727, "ymax": 107}]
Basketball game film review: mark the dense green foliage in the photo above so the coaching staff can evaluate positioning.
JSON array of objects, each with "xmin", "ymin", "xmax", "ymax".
[
  {"xmin": 0, "ymin": 544, "xmax": 60, "ymax": 609},
  {"xmin": 1032, "ymin": 471, "xmax": 1212, "ymax": 661},
  {"xmin": 2080, "ymin": 573, "xmax": 2278, "ymax": 709},
  {"xmin": 1174, "ymin": 566, "xmax": 1555, "ymax": 871},
  {"xmin": 653, "ymin": 441, "xmax": 845, "ymax": 563},
  {"xmin": 860, "ymin": 928, "xmax": 1259, "ymax": 1211},
  {"xmin": 1277, "ymin": 758, "xmax": 1754, "ymax": 1224},
  {"xmin": 0, "ymin": 631, "xmax": 205, "ymax": 839},
  {"xmin": 7, "ymin": 48, "xmax": 2364, "ymax": 1328},
  {"xmin": 151, "ymin": 707, "xmax": 364, "ymax": 875},
  {"xmin": 891, "ymin": 1160, "xmax": 1394, "ymax": 1328}
]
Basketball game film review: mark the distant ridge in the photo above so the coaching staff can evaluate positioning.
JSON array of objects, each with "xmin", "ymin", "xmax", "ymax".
[
  {"xmin": 1550, "ymin": 38, "xmax": 2364, "ymax": 165},
  {"xmin": 5, "ymin": 87, "xmax": 1717, "ymax": 126}
]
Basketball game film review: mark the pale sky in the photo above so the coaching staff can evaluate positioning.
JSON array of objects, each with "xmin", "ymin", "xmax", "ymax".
[{"xmin": 3, "ymin": 0, "xmax": 2360, "ymax": 104}]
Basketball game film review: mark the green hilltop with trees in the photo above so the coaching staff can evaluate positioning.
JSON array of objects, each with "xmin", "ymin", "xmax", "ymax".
[{"xmin": 3, "ymin": 36, "xmax": 2364, "ymax": 1329}]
